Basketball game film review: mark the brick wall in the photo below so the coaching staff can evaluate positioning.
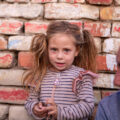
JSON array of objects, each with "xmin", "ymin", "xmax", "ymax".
[{"xmin": 0, "ymin": 0, "xmax": 120, "ymax": 120}]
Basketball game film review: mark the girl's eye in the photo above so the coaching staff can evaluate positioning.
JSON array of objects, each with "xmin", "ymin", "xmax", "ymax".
[
  {"xmin": 64, "ymin": 49, "xmax": 71, "ymax": 52},
  {"xmin": 50, "ymin": 48, "xmax": 57, "ymax": 51}
]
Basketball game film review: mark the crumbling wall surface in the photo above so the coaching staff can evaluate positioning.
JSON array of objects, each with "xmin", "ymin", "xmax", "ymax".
[{"xmin": 0, "ymin": 0, "xmax": 120, "ymax": 120}]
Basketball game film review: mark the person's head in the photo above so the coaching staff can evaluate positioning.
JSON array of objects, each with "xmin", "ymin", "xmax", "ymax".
[
  {"xmin": 46, "ymin": 21, "xmax": 97, "ymax": 72},
  {"xmin": 23, "ymin": 21, "xmax": 97, "ymax": 89}
]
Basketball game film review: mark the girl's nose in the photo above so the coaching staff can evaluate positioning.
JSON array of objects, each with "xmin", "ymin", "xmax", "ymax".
[{"xmin": 57, "ymin": 51, "xmax": 63, "ymax": 59}]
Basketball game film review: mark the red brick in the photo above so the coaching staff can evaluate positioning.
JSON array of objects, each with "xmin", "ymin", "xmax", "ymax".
[
  {"xmin": 84, "ymin": 21, "xmax": 111, "ymax": 37},
  {"xmin": 87, "ymin": 0, "xmax": 112, "ymax": 5},
  {"xmin": 25, "ymin": 21, "xmax": 49, "ymax": 34},
  {"xmin": 96, "ymin": 55, "xmax": 117, "ymax": 72},
  {"xmin": 59, "ymin": 0, "xmax": 85, "ymax": 3},
  {"xmin": 0, "ymin": 37, "xmax": 7, "ymax": 50},
  {"xmin": 45, "ymin": 3, "xmax": 99, "ymax": 20},
  {"xmin": 0, "ymin": 20, "xmax": 23, "ymax": 35},
  {"xmin": 32, "ymin": 0, "xmax": 56, "ymax": 3},
  {"xmin": 100, "ymin": 7, "xmax": 120, "ymax": 20},
  {"xmin": 18, "ymin": 52, "xmax": 34, "ymax": 68},
  {"xmin": 0, "ymin": 87, "xmax": 28, "ymax": 104},
  {"xmin": 101, "ymin": 90, "xmax": 117, "ymax": 98},
  {"xmin": 69, "ymin": 20, "xmax": 82, "ymax": 29},
  {"xmin": 0, "ymin": 52, "xmax": 14, "ymax": 68},
  {"xmin": 100, "ymin": 7, "xmax": 113, "ymax": 20},
  {"xmin": 6, "ymin": 0, "xmax": 29, "ymax": 2},
  {"xmin": 112, "ymin": 22, "xmax": 120, "ymax": 37}
]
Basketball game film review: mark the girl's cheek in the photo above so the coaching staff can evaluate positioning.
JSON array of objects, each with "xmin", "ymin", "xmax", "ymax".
[
  {"xmin": 49, "ymin": 51, "xmax": 57, "ymax": 55},
  {"xmin": 64, "ymin": 51, "xmax": 70, "ymax": 55}
]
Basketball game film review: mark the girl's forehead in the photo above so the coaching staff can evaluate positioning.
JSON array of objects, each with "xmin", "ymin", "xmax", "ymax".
[
  {"xmin": 49, "ymin": 33, "xmax": 76, "ymax": 41},
  {"xmin": 48, "ymin": 33, "xmax": 77, "ymax": 47}
]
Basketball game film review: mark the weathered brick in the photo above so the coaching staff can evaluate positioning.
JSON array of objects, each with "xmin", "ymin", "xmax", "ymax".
[
  {"xmin": 0, "ymin": 4, "xmax": 43, "ymax": 19},
  {"xmin": 84, "ymin": 21, "xmax": 111, "ymax": 37},
  {"xmin": 45, "ymin": 3, "xmax": 99, "ymax": 20},
  {"xmin": 0, "ymin": 87, "xmax": 28, "ymax": 104},
  {"xmin": 103, "ymin": 38, "xmax": 120, "ymax": 53},
  {"xmin": 101, "ymin": 90, "xmax": 117, "ymax": 98},
  {"xmin": 8, "ymin": 36, "xmax": 33, "ymax": 51},
  {"xmin": 0, "ymin": 20, "xmax": 23, "ymax": 35},
  {"xmin": 9, "ymin": 106, "xmax": 34, "ymax": 120},
  {"xmin": 87, "ymin": 0, "xmax": 112, "ymax": 5},
  {"xmin": 94, "ymin": 37, "xmax": 101, "ymax": 53},
  {"xmin": 100, "ymin": 7, "xmax": 120, "ymax": 20},
  {"xmin": 18, "ymin": 52, "xmax": 34, "ymax": 68},
  {"xmin": 96, "ymin": 55, "xmax": 117, "ymax": 72},
  {"xmin": 0, "ymin": 104, "xmax": 9, "ymax": 120},
  {"xmin": 6, "ymin": 0, "xmax": 29, "ymax": 2},
  {"xmin": 94, "ymin": 73, "xmax": 119, "ymax": 89},
  {"xmin": 25, "ymin": 20, "xmax": 82, "ymax": 34},
  {"xmin": 112, "ymin": 22, "xmax": 120, "ymax": 37},
  {"xmin": 94, "ymin": 90, "xmax": 101, "ymax": 104},
  {"xmin": 32, "ymin": 0, "xmax": 57, "ymax": 3},
  {"xmin": 115, "ymin": 0, "xmax": 120, "ymax": 5},
  {"xmin": 0, "ymin": 52, "xmax": 15, "ymax": 68},
  {"xmin": 25, "ymin": 21, "xmax": 49, "ymax": 34},
  {"xmin": 59, "ymin": 0, "xmax": 85, "ymax": 3},
  {"xmin": 0, "ymin": 69, "xmax": 24, "ymax": 86},
  {"xmin": 0, "ymin": 36, "xmax": 7, "ymax": 50}
]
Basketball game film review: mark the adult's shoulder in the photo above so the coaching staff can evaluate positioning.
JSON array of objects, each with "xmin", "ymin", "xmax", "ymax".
[
  {"xmin": 99, "ymin": 90, "xmax": 120, "ymax": 107},
  {"xmin": 96, "ymin": 90, "xmax": 120, "ymax": 120}
]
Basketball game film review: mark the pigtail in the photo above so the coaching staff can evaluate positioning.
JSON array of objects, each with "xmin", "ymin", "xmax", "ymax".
[
  {"xmin": 75, "ymin": 30, "xmax": 97, "ymax": 73},
  {"xmin": 23, "ymin": 33, "xmax": 48, "ymax": 91}
]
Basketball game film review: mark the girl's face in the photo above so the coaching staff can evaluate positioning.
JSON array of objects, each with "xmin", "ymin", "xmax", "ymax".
[{"xmin": 48, "ymin": 33, "xmax": 79, "ymax": 71}]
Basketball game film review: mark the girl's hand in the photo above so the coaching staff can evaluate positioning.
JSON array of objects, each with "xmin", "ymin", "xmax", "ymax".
[
  {"xmin": 33, "ymin": 102, "xmax": 48, "ymax": 118},
  {"xmin": 46, "ymin": 98, "xmax": 58, "ymax": 119}
]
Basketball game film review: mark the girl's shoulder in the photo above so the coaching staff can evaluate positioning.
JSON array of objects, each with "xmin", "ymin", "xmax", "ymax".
[{"xmin": 72, "ymin": 65, "xmax": 98, "ymax": 78}]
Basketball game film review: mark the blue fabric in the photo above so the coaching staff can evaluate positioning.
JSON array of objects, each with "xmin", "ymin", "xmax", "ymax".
[{"xmin": 95, "ymin": 91, "xmax": 120, "ymax": 120}]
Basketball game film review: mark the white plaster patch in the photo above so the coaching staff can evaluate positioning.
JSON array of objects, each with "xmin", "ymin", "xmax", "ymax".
[
  {"xmin": 106, "ymin": 54, "xmax": 117, "ymax": 71},
  {"xmin": 110, "ymin": 74, "xmax": 115, "ymax": 88},
  {"xmin": 104, "ymin": 38, "xmax": 114, "ymax": 52}
]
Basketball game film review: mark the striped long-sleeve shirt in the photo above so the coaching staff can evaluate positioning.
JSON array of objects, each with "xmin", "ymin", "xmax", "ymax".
[{"xmin": 25, "ymin": 65, "xmax": 97, "ymax": 120}]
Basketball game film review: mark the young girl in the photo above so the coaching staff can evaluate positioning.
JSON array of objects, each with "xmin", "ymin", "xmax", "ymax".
[{"xmin": 23, "ymin": 21, "xmax": 98, "ymax": 120}]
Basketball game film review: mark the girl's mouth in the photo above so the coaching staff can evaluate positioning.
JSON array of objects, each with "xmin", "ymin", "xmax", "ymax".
[{"xmin": 56, "ymin": 62, "xmax": 65, "ymax": 67}]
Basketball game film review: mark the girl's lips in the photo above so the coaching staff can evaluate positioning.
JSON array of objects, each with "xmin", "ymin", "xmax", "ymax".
[{"xmin": 56, "ymin": 63, "xmax": 65, "ymax": 67}]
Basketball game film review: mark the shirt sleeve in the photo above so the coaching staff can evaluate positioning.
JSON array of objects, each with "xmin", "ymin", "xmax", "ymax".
[
  {"xmin": 24, "ymin": 86, "xmax": 44, "ymax": 120},
  {"xmin": 57, "ymin": 74, "xmax": 95, "ymax": 120}
]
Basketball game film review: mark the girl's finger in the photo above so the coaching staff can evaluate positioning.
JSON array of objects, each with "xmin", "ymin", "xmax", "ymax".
[
  {"xmin": 45, "ymin": 106, "xmax": 53, "ymax": 111},
  {"xmin": 34, "ymin": 106, "xmax": 47, "ymax": 114},
  {"xmin": 38, "ymin": 102, "xmax": 43, "ymax": 108},
  {"xmin": 34, "ymin": 111, "xmax": 48, "ymax": 117},
  {"xmin": 48, "ymin": 110, "xmax": 57, "ymax": 119},
  {"xmin": 48, "ymin": 111, "xmax": 55, "ymax": 115}
]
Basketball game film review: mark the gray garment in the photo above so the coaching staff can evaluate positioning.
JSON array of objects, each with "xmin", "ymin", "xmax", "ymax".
[{"xmin": 95, "ymin": 91, "xmax": 120, "ymax": 120}]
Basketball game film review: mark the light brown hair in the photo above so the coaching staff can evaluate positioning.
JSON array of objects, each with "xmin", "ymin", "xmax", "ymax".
[{"xmin": 23, "ymin": 21, "xmax": 97, "ymax": 90}]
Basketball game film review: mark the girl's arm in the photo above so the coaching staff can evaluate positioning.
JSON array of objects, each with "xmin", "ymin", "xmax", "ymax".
[
  {"xmin": 57, "ymin": 75, "xmax": 95, "ymax": 120},
  {"xmin": 25, "ymin": 86, "xmax": 46, "ymax": 120}
]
